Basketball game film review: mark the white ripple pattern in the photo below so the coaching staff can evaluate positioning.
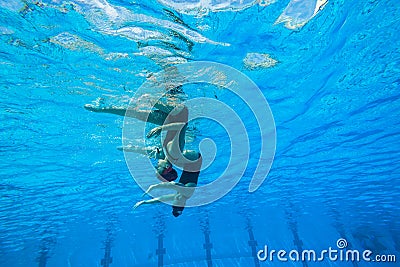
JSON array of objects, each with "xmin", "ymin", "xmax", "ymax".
[{"xmin": 74, "ymin": 0, "xmax": 229, "ymax": 46}]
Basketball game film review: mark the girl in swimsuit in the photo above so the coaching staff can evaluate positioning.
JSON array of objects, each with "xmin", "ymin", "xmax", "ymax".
[
  {"xmin": 134, "ymin": 104, "xmax": 202, "ymax": 217},
  {"xmin": 85, "ymin": 97, "xmax": 201, "ymax": 216}
]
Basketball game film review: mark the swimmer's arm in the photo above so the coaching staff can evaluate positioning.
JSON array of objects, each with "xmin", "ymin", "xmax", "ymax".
[
  {"xmin": 117, "ymin": 145, "xmax": 149, "ymax": 154},
  {"xmin": 147, "ymin": 122, "xmax": 186, "ymax": 138},
  {"xmin": 152, "ymin": 122, "xmax": 185, "ymax": 133},
  {"xmin": 133, "ymin": 194, "xmax": 176, "ymax": 209},
  {"xmin": 84, "ymin": 104, "xmax": 126, "ymax": 116},
  {"xmin": 84, "ymin": 104, "xmax": 150, "ymax": 120},
  {"xmin": 160, "ymin": 122, "xmax": 186, "ymax": 131}
]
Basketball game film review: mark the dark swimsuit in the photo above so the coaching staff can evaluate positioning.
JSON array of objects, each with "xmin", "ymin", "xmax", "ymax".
[
  {"xmin": 172, "ymin": 153, "xmax": 202, "ymax": 215},
  {"xmin": 178, "ymin": 153, "xmax": 202, "ymax": 185}
]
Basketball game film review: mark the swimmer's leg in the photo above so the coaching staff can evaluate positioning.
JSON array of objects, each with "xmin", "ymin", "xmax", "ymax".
[
  {"xmin": 125, "ymin": 109, "xmax": 168, "ymax": 125},
  {"xmin": 84, "ymin": 104, "xmax": 126, "ymax": 116},
  {"xmin": 84, "ymin": 104, "xmax": 168, "ymax": 125}
]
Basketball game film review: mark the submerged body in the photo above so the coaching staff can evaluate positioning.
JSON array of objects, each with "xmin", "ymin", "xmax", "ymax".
[
  {"xmin": 85, "ymin": 97, "xmax": 202, "ymax": 217},
  {"xmin": 134, "ymin": 104, "xmax": 202, "ymax": 217}
]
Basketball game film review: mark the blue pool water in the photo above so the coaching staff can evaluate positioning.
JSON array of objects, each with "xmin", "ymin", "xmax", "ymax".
[{"xmin": 1, "ymin": 0, "xmax": 399, "ymax": 266}]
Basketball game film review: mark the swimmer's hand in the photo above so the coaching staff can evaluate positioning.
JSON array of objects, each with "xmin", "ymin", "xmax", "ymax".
[
  {"xmin": 147, "ymin": 126, "xmax": 162, "ymax": 138},
  {"xmin": 133, "ymin": 200, "xmax": 145, "ymax": 209}
]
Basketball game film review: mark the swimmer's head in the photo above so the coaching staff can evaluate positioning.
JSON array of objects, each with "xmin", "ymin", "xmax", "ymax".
[{"xmin": 156, "ymin": 159, "xmax": 178, "ymax": 182}]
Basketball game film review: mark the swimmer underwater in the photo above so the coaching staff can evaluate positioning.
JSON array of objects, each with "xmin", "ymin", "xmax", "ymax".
[{"xmin": 85, "ymin": 95, "xmax": 202, "ymax": 217}]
